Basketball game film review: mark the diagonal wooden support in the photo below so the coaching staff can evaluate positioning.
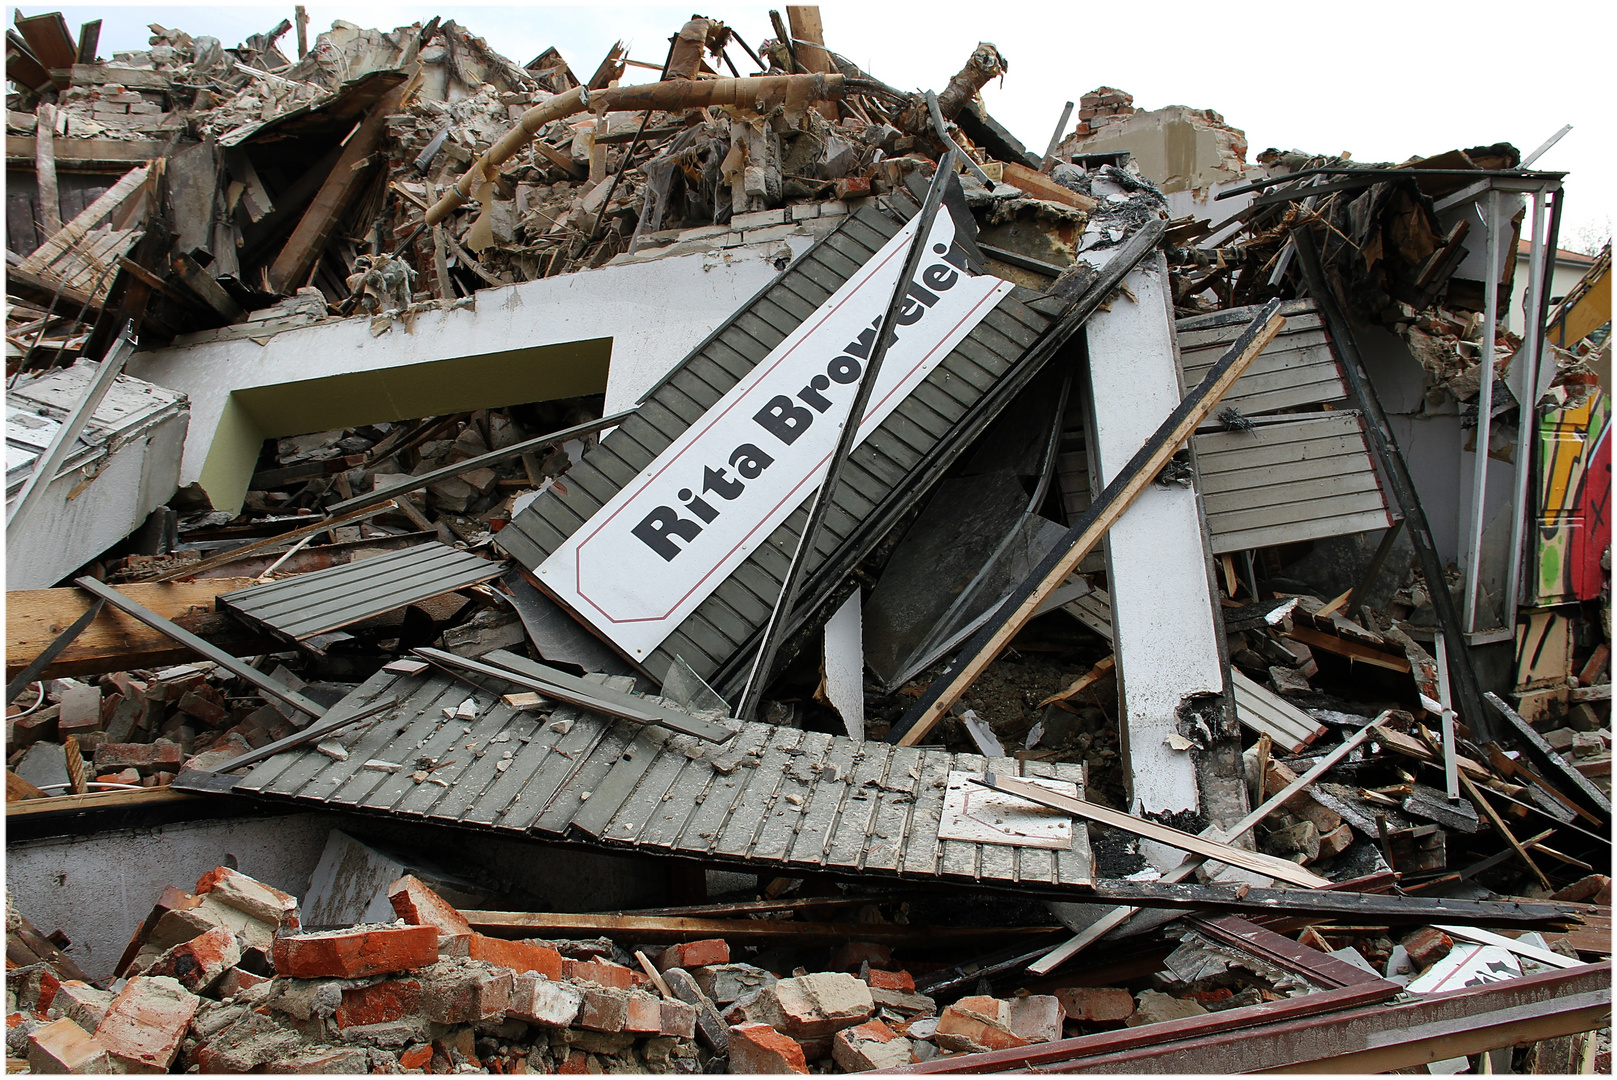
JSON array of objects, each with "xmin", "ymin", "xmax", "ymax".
[
  {"xmin": 73, "ymin": 576, "xmax": 327, "ymax": 720},
  {"xmin": 890, "ymin": 299, "xmax": 1286, "ymax": 746}
]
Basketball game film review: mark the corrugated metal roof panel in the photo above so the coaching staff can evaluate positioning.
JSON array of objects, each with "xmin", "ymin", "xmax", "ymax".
[{"xmin": 217, "ymin": 543, "xmax": 503, "ymax": 641}]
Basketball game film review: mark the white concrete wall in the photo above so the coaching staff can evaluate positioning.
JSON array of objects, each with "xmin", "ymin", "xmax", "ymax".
[
  {"xmin": 5, "ymin": 409, "xmax": 188, "ymax": 589},
  {"xmin": 1085, "ymin": 253, "xmax": 1223, "ymax": 815},
  {"xmin": 126, "ymin": 240, "xmax": 810, "ymax": 513}
]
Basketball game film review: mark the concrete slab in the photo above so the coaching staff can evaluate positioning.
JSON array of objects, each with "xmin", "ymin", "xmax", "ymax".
[{"xmin": 125, "ymin": 240, "xmax": 812, "ymax": 514}]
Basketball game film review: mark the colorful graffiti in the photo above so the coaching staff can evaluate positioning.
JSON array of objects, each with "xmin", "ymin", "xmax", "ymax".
[{"xmin": 1535, "ymin": 385, "xmax": 1611, "ymax": 604}]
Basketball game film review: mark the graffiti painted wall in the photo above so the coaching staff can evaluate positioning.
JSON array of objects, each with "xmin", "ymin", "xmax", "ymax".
[{"xmin": 1534, "ymin": 384, "xmax": 1611, "ymax": 604}]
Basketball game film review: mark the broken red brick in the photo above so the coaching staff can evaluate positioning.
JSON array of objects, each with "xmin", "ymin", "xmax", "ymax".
[
  {"xmin": 834, "ymin": 176, "xmax": 872, "ymax": 201},
  {"xmin": 565, "ymin": 957, "xmax": 637, "ymax": 990},
  {"xmin": 388, "ymin": 875, "xmax": 473, "ymax": 953},
  {"xmin": 145, "ymin": 924, "xmax": 240, "ymax": 993},
  {"xmin": 935, "ymin": 997, "xmax": 1030, "ymax": 1053},
  {"xmin": 729, "ymin": 1022, "xmax": 809, "ymax": 1074},
  {"xmin": 1551, "ymin": 874, "xmax": 1611, "ymax": 905},
  {"xmin": 557, "ymin": 1049, "xmax": 591, "ymax": 1074},
  {"xmin": 578, "ymin": 986, "xmax": 631, "ymax": 1033},
  {"xmin": 655, "ymin": 938, "xmax": 729, "ymax": 971},
  {"xmin": 398, "ymin": 1044, "xmax": 433, "ymax": 1071},
  {"xmin": 92, "ymin": 740, "xmax": 183, "ymax": 774},
  {"xmin": 829, "ymin": 941, "xmax": 892, "ymax": 971},
  {"xmin": 215, "ymin": 967, "xmax": 271, "ymax": 1000},
  {"xmin": 660, "ymin": 998, "xmax": 697, "ymax": 1040},
  {"xmin": 1403, "ymin": 927, "xmax": 1453, "ymax": 970},
  {"xmin": 176, "ymin": 690, "xmax": 228, "ymax": 725},
  {"xmin": 334, "ymin": 978, "xmax": 422, "ymax": 1028},
  {"xmin": 1055, "ymin": 986, "xmax": 1134, "ymax": 1023},
  {"xmin": 194, "ymin": 866, "xmax": 300, "ymax": 930},
  {"xmin": 273, "ymin": 925, "xmax": 439, "ymax": 979},
  {"xmin": 624, "ymin": 990, "xmax": 664, "ymax": 1034},
  {"xmin": 832, "ymin": 1018, "xmax": 913, "ymax": 1071},
  {"xmin": 1184, "ymin": 987, "xmax": 1234, "ymax": 1005},
  {"xmin": 27, "ymin": 1017, "xmax": 109, "ymax": 1074},
  {"xmin": 467, "ymin": 933, "xmax": 562, "ymax": 978},
  {"xmin": 11, "ymin": 964, "xmax": 60, "ymax": 1014},
  {"xmin": 864, "ymin": 968, "xmax": 915, "ymax": 993},
  {"xmin": 1297, "ymin": 926, "xmax": 1334, "ymax": 953},
  {"xmin": 93, "ymin": 975, "xmax": 200, "ymax": 1073},
  {"xmin": 420, "ymin": 962, "xmax": 513, "ymax": 1024}
]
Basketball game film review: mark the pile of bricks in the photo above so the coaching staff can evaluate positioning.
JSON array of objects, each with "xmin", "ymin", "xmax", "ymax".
[
  {"xmin": 1069, "ymin": 86, "xmax": 1135, "ymax": 140},
  {"xmin": 7, "ymin": 662, "xmax": 305, "ymax": 795}
]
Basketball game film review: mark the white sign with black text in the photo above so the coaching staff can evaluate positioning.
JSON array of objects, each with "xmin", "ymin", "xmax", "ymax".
[{"xmin": 538, "ymin": 208, "xmax": 1013, "ymax": 660}]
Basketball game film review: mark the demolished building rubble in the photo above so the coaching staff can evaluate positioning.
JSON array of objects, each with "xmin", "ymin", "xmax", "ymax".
[{"xmin": 5, "ymin": 3, "xmax": 1612, "ymax": 1074}]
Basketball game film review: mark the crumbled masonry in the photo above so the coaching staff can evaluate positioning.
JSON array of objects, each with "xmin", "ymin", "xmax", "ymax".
[{"xmin": 6, "ymin": 2, "xmax": 1611, "ymax": 1075}]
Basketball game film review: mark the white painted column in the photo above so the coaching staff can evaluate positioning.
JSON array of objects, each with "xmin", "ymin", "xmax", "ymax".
[{"xmin": 1084, "ymin": 252, "xmax": 1223, "ymax": 815}]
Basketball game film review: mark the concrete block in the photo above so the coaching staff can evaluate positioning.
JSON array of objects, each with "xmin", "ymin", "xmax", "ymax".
[
  {"xmin": 731, "ymin": 209, "xmax": 787, "ymax": 230},
  {"xmin": 1004, "ymin": 994, "xmax": 1064, "ymax": 1043},
  {"xmin": 693, "ymin": 962, "xmax": 776, "ymax": 1005},
  {"xmin": 508, "ymin": 974, "xmax": 583, "ymax": 1027},
  {"xmin": 1125, "ymin": 989, "xmax": 1208, "ymax": 1027},
  {"xmin": 757, "ymin": 971, "xmax": 874, "ymax": 1039}
]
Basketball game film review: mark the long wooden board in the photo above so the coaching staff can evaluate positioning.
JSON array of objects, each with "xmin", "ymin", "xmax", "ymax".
[{"xmin": 6, "ymin": 578, "xmax": 275, "ymax": 679}]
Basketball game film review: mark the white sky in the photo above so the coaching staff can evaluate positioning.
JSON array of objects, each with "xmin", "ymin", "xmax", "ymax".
[{"xmin": 41, "ymin": 1, "xmax": 1617, "ymax": 247}]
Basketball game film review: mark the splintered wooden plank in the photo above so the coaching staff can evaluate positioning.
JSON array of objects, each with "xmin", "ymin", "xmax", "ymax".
[
  {"xmin": 975, "ymin": 755, "xmax": 1022, "ymax": 883},
  {"xmin": 861, "ymin": 745, "xmax": 924, "ymax": 872},
  {"xmin": 1048, "ymin": 761, "xmax": 1095, "ymax": 886},
  {"xmin": 899, "ymin": 749, "xmax": 955, "ymax": 877},
  {"xmin": 571, "ymin": 723, "xmax": 674, "ymax": 839},
  {"xmin": 939, "ymin": 752, "xmax": 986, "ymax": 882},
  {"xmin": 784, "ymin": 736, "xmax": 861, "ymax": 869},
  {"xmin": 599, "ymin": 730, "xmax": 708, "ymax": 846},
  {"xmin": 467, "ymin": 706, "xmax": 579, "ymax": 828},
  {"xmin": 824, "ymin": 743, "xmax": 894, "ymax": 870},
  {"xmin": 530, "ymin": 717, "xmax": 644, "ymax": 836},
  {"xmin": 671, "ymin": 724, "xmax": 773, "ymax": 855},
  {"xmin": 711, "ymin": 726, "xmax": 805, "ymax": 860},
  {"xmin": 752, "ymin": 729, "xmax": 835, "ymax": 862}
]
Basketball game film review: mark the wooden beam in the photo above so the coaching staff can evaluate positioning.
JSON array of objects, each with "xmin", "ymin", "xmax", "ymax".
[
  {"xmin": 892, "ymin": 301, "xmax": 1286, "ymax": 746},
  {"xmin": 784, "ymin": 7, "xmax": 836, "ymax": 120},
  {"xmin": 75, "ymin": 576, "xmax": 331, "ymax": 719},
  {"xmin": 1459, "ymin": 768, "xmax": 1553, "ymax": 892},
  {"xmin": 5, "ymin": 785, "xmax": 195, "ymax": 818},
  {"xmin": 1287, "ymin": 624, "xmax": 1411, "ymax": 673},
  {"xmin": 977, "ymin": 774, "xmax": 1331, "ymax": 888},
  {"xmin": 1001, "ymin": 162, "xmax": 1100, "ymax": 212},
  {"xmin": 7, "ymin": 578, "xmax": 276, "ymax": 680},
  {"xmin": 463, "ymin": 910, "xmax": 1060, "ymax": 946},
  {"xmin": 33, "ymin": 102, "xmax": 60, "ymax": 236},
  {"xmin": 7, "ymin": 136, "xmax": 167, "ymax": 168},
  {"xmin": 139, "ymin": 500, "xmax": 397, "ymax": 583},
  {"xmin": 266, "ymin": 85, "xmax": 402, "ymax": 293},
  {"xmin": 75, "ymin": 19, "xmax": 100, "ymax": 64},
  {"xmin": 19, "ymin": 163, "xmax": 149, "ymax": 274},
  {"xmin": 170, "ymin": 251, "xmax": 244, "ymax": 323}
]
